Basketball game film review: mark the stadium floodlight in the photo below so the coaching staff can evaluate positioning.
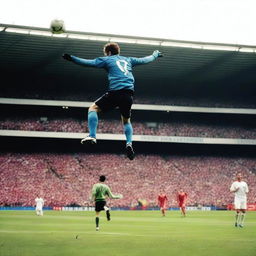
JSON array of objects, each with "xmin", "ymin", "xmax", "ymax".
[
  {"xmin": 68, "ymin": 34, "xmax": 91, "ymax": 40},
  {"xmin": 189, "ymin": 44, "xmax": 203, "ymax": 49},
  {"xmin": 238, "ymin": 47, "xmax": 255, "ymax": 53},
  {"xmin": 202, "ymin": 45, "xmax": 238, "ymax": 51},
  {"xmin": 136, "ymin": 39, "xmax": 161, "ymax": 45},
  {"xmin": 69, "ymin": 34, "xmax": 109, "ymax": 41},
  {"xmin": 161, "ymin": 41, "xmax": 191, "ymax": 47},
  {"xmin": 29, "ymin": 30, "xmax": 52, "ymax": 37},
  {"xmin": 161, "ymin": 41, "xmax": 240, "ymax": 51},
  {"xmin": 52, "ymin": 33, "xmax": 67, "ymax": 38},
  {"xmin": 161, "ymin": 41, "xmax": 204, "ymax": 49},
  {"xmin": 5, "ymin": 27, "xmax": 29, "ymax": 34},
  {"xmin": 110, "ymin": 37, "xmax": 137, "ymax": 44},
  {"xmin": 87, "ymin": 35, "xmax": 110, "ymax": 41}
]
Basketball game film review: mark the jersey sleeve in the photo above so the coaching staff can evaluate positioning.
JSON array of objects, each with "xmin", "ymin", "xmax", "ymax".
[
  {"xmin": 71, "ymin": 56, "xmax": 106, "ymax": 68},
  {"xmin": 230, "ymin": 182, "xmax": 236, "ymax": 192},
  {"xmin": 91, "ymin": 184, "xmax": 97, "ymax": 200},
  {"xmin": 129, "ymin": 55, "xmax": 156, "ymax": 66},
  {"xmin": 245, "ymin": 183, "xmax": 249, "ymax": 193},
  {"xmin": 106, "ymin": 186, "xmax": 122, "ymax": 199}
]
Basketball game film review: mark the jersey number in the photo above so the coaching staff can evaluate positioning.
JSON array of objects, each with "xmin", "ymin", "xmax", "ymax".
[{"xmin": 116, "ymin": 60, "xmax": 129, "ymax": 75}]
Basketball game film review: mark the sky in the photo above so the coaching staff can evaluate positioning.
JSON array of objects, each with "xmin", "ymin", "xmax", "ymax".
[{"xmin": 0, "ymin": 0, "xmax": 255, "ymax": 45}]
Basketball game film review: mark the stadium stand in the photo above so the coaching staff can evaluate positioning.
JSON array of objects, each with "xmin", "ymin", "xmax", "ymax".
[
  {"xmin": 0, "ymin": 117, "xmax": 256, "ymax": 139},
  {"xmin": 0, "ymin": 24, "xmax": 255, "ymax": 210},
  {"xmin": 0, "ymin": 153, "xmax": 255, "ymax": 208},
  {"xmin": 1, "ymin": 93, "xmax": 256, "ymax": 108}
]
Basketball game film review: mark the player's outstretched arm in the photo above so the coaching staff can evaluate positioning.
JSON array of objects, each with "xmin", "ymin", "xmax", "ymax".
[
  {"xmin": 62, "ymin": 53, "xmax": 72, "ymax": 61},
  {"xmin": 91, "ymin": 185, "xmax": 97, "ymax": 201},
  {"xmin": 130, "ymin": 50, "xmax": 163, "ymax": 66},
  {"xmin": 107, "ymin": 188, "xmax": 123, "ymax": 199},
  {"xmin": 152, "ymin": 50, "xmax": 163, "ymax": 58},
  {"xmin": 245, "ymin": 183, "xmax": 249, "ymax": 193},
  {"xmin": 62, "ymin": 53, "xmax": 106, "ymax": 68}
]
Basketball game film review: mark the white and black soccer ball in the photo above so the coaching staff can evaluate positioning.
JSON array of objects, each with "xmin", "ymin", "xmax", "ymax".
[{"xmin": 50, "ymin": 19, "xmax": 65, "ymax": 34}]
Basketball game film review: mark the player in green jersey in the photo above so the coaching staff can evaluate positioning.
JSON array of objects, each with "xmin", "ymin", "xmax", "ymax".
[{"xmin": 91, "ymin": 175, "xmax": 123, "ymax": 231}]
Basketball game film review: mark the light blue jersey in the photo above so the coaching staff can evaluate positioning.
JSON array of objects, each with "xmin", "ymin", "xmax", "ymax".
[{"xmin": 70, "ymin": 54, "xmax": 157, "ymax": 91}]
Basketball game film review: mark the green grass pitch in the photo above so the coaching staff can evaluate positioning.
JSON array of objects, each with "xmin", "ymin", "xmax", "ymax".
[{"xmin": 0, "ymin": 210, "xmax": 256, "ymax": 256}]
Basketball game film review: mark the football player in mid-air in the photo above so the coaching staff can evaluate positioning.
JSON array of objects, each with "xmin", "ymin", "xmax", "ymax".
[
  {"xmin": 63, "ymin": 43, "xmax": 162, "ymax": 160},
  {"xmin": 91, "ymin": 175, "xmax": 123, "ymax": 231}
]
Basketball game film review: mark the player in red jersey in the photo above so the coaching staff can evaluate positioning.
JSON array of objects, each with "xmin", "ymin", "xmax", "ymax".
[
  {"xmin": 158, "ymin": 192, "xmax": 168, "ymax": 216},
  {"xmin": 177, "ymin": 190, "xmax": 188, "ymax": 217}
]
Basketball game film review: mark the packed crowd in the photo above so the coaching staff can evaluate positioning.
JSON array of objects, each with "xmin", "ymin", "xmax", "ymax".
[
  {"xmin": 1, "ymin": 118, "xmax": 255, "ymax": 139},
  {"xmin": 1, "ymin": 153, "xmax": 255, "ymax": 208},
  {"xmin": 1, "ymin": 91, "xmax": 255, "ymax": 108}
]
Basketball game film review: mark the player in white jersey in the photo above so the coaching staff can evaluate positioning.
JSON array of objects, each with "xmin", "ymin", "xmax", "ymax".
[
  {"xmin": 230, "ymin": 173, "xmax": 249, "ymax": 227},
  {"xmin": 35, "ymin": 196, "xmax": 44, "ymax": 216}
]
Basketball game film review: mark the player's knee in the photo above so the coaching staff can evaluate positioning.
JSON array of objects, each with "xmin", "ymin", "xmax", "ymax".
[
  {"xmin": 89, "ymin": 104, "xmax": 101, "ymax": 113},
  {"xmin": 121, "ymin": 116, "xmax": 130, "ymax": 124}
]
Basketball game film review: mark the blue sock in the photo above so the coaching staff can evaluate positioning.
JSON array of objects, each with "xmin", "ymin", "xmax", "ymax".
[
  {"xmin": 124, "ymin": 123, "xmax": 133, "ymax": 144},
  {"xmin": 88, "ymin": 111, "xmax": 98, "ymax": 138}
]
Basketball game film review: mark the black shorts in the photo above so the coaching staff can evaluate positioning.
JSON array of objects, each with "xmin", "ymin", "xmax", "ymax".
[
  {"xmin": 95, "ymin": 200, "xmax": 106, "ymax": 212},
  {"xmin": 95, "ymin": 89, "xmax": 134, "ymax": 119}
]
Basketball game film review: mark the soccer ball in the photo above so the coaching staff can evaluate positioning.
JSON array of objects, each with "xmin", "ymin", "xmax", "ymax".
[{"xmin": 50, "ymin": 19, "xmax": 65, "ymax": 34}]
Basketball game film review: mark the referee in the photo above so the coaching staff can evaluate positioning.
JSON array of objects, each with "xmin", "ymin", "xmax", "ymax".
[{"xmin": 91, "ymin": 175, "xmax": 123, "ymax": 231}]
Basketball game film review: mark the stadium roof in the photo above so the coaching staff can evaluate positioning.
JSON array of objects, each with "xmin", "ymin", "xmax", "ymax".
[{"xmin": 1, "ymin": 24, "xmax": 256, "ymax": 102}]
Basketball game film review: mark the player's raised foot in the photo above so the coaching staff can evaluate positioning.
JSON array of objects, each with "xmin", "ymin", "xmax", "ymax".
[
  {"xmin": 96, "ymin": 227, "xmax": 99, "ymax": 231},
  {"xmin": 81, "ymin": 136, "xmax": 97, "ymax": 145},
  {"xmin": 106, "ymin": 210, "xmax": 111, "ymax": 221},
  {"xmin": 126, "ymin": 143, "xmax": 135, "ymax": 160}
]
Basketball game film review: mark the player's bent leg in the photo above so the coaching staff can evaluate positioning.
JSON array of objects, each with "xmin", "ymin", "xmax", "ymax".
[
  {"xmin": 239, "ymin": 209, "xmax": 246, "ymax": 227},
  {"xmin": 104, "ymin": 206, "xmax": 111, "ymax": 221},
  {"xmin": 122, "ymin": 116, "xmax": 135, "ymax": 160},
  {"xmin": 106, "ymin": 210, "xmax": 111, "ymax": 221},
  {"xmin": 81, "ymin": 104, "xmax": 101, "ymax": 145},
  {"xmin": 122, "ymin": 117, "xmax": 133, "ymax": 144},
  {"xmin": 95, "ymin": 211, "xmax": 100, "ymax": 231},
  {"xmin": 235, "ymin": 209, "xmax": 240, "ymax": 227},
  {"xmin": 182, "ymin": 206, "xmax": 186, "ymax": 216}
]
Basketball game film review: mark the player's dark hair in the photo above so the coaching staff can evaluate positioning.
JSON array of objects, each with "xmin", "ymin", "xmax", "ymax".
[
  {"xmin": 103, "ymin": 42, "xmax": 120, "ymax": 55},
  {"xmin": 99, "ymin": 175, "xmax": 106, "ymax": 182}
]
